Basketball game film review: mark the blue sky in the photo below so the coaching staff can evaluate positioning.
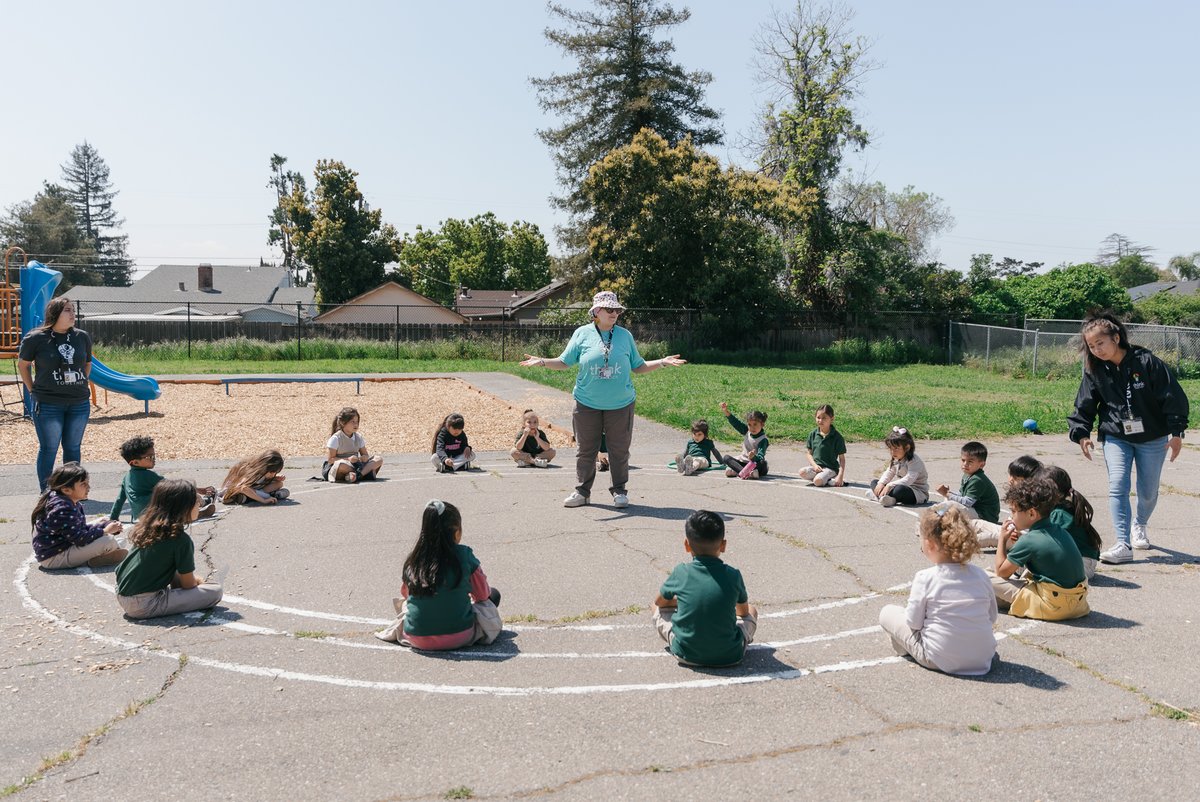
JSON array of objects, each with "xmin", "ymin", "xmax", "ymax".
[{"xmin": 4, "ymin": 1, "xmax": 1197, "ymax": 281}]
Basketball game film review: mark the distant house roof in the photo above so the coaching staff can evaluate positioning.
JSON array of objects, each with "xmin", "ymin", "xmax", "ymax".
[
  {"xmin": 315, "ymin": 281, "xmax": 466, "ymax": 325},
  {"xmin": 455, "ymin": 279, "xmax": 570, "ymax": 319},
  {"xmin": 1128, "ymin": 280, "xmax": 1200, "ymax": 302},
  {"xmin": 63, "ymin": 264, "xmax": 316, "ymax": 317}
]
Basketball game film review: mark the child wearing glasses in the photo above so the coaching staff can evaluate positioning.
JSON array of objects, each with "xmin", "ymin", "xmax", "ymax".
[{"xmin": 866, "ymin": 426, "xmax": 929, "ymax": 507}]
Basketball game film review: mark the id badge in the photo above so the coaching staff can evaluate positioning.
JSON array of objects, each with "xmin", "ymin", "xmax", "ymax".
[
  {"xmin": 597, "ymin": 366, "xmax": 613, "ymax": 379},
  {"xmin": 1122, "ymin": 418, "xmax": 1145, "ymax": 435}
]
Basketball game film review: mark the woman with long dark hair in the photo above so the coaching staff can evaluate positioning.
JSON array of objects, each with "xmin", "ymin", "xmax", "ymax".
[
  {"xmin": 17, "ymin": 297, "xmax": 93, "ymax": 491},
  {"xmin": 1067, "ymin": 311, "xmax": 1189, "ymax": 564}
]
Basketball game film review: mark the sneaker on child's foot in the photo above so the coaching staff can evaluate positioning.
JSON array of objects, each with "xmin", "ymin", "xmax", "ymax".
[
  {"xmin": 272, "ymin": 489, "xmax": 290, "ymax": 501},
  {"xmin": 563, "ymin": 492, "xmax": 590, "ymax": 508},
  {"xmin": 533, "ymin": 458, "xmax": 549, "ymax": 468},
  {"xmin": 676, "ymin": 456, "xmax": 687, "ymax": 474},
  {"xmin": 88, "ymin": 548, "xmax": 128, "ymax": 568},
  {"xmin": 612, "ymin": 493, "xmax": 629, "ymax": 508},
  {"xmin": 489, "ymin": 588, "xmax": 502, "ymax": 607},
  {"xmin": 880, "ymin": 495, "xmax": 898, "ymax": 508},
  {"xmin": 1131, "ymin": 524, "xmax": 1151, "ymax": 550},
  {"xmin": 1100, "ymin": 541, "xmax": 1133, "ymax": 564}
]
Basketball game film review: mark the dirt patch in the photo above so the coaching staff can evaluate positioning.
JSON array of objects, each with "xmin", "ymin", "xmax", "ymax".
[{"xmin": 0, "ymin": 378, "xmax": 571, "ymax": 465}]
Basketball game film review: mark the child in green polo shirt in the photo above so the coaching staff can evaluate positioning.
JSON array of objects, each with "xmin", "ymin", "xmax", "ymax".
[
  {"xmin": 653, "ymin": 510, "xmax": 758, "ymax": 666},
  {"xmin": 111, "ymin": 436, "xmax": 216, "ymax": 522},
  {"xmin": 1041, "ymin": 465, "xmax": 1103, "ymax": 579},
  {"xmin": 987, "ymin": 477, "xmax": 1089, "ymax": 620},
  {"xmin": 676, "ymin": 419, "xmax": 723, "ymax": 476},
  {"xmin": 936, "ymin": 441, "xmax": 1000, "ymax": 525},
  {"xmin": 798, "ymin": 404, "xmax": 847, "ymax": 487}
]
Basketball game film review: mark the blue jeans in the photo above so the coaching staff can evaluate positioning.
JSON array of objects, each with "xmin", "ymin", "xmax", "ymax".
[
  {"xmin": 1101, "ymin": 436, "xmax": 1168, "ymax": 547},
  {"xmin": 32, "ymin": 399, "xmax": 91, "ymax": 490}
]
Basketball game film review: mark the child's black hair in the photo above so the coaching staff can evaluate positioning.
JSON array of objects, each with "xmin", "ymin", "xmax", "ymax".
[
  {"xmin": 403, "ymin": 500, "xmax": 464, "ymax": 596},
  {"xmin": 690, "ymin": 419, "xmax": 709, "ymax": 436},
  {"xmin": 31, "ymin": 463, "xmax": 89, "ymax": 530},
  {"xmin": 1080, "ymin": 311, "xmax": 1133, "ymax": 375},
  {"xmin": 816, "ymin": 404, "xmax": 834, "ymax": 417},
  {"xmin": 746, "ymin": 410, "xmax": 767, "ymax": 424},
  {"xmin": 884, "ymin": 428, "xmax": 916, "ymax": 460},
  {"xmin": 684, "ymin": 509, "xmax": 725, "ymax": 550},
  {"xmin": 1008, "ymin": 455, "xmax": 1043, "ymax": 480},
  {"xmin": 961, "ymin": 441, "xmax": 988, "ymax": 461},
  {"xmin": 119, "ymin": 436, "xmax": 155, "ymax": 463},
  {"xmin": 331, "ymin": 407, "xmax": 359, "ymax": 436},
  {"xmin": 1004, "ymin": 476, "xmax": 1058, "ymax": 519},
  {"xmin": 431, "ymin": 413, "xmax": 467, "ymax": 453},
  {"xmin": 1040, "ymin": 465, "xmax": 1103, "ymax": 553}
]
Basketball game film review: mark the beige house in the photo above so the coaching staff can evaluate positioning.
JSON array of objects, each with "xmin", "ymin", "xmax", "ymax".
[{"xmin": 314, "ymin": 282, "xmax": 466, "ymax": 325}]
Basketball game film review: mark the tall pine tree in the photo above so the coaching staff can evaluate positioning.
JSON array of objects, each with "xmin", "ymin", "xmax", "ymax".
[
  {"xmin": 531, "ymin": 0, "xmax": 722, "ymax": 255},
  {"xmin": 59, "ymin": 142, "xmax": 133, "ymax": 286},
  {"xmin": 267, "ymin": 153, "xmax": 308, "ymax": 285}
]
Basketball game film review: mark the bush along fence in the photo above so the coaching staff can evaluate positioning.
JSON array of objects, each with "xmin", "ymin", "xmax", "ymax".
[
  {"xmin": 72, "ymin": 298, "xmax": 951, "ymax": 363},
  {"xmin": 950, "ymin": 320, "xmax": 1200, "ymax": 379}
]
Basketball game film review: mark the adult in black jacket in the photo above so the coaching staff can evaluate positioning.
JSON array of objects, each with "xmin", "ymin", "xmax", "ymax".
[{"xmin": 1067, "ymin": 312, "xmax": 1189, "ymax": 564}]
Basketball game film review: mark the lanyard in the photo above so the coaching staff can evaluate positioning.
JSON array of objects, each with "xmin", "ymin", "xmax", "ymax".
[{"xmin": 594, "ymin": 323, "xmax": 614, "ymax": 371}]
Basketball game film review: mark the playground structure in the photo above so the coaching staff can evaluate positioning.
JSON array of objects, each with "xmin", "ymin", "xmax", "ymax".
[{"xmin": 1, "ymin": 247, "xmax": 161, "ymax": 415}]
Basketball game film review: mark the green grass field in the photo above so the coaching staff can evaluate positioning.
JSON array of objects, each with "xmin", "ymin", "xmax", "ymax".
[{"xmin": 100, "ymin": 354, "xmax": 1198, "ymax": 444}]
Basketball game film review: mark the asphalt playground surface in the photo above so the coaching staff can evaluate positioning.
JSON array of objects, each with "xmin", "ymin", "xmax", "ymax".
[{"xmin": 2, "ymin": 373, "xmax": 1198, "ymax": 800}]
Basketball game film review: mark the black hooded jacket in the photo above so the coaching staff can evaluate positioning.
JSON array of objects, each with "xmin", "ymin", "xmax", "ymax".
[{"xmin": 1068, "ymin": 346, "xmax": 1189, "ymax": 444}]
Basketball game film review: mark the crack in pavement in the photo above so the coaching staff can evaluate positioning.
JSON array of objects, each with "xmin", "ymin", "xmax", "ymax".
[{"xmin": 755, "ymin": 523, "xmax": 877, "ymax": 595}]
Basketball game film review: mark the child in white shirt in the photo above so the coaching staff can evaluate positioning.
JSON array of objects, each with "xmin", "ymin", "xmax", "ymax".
[{"xmin": 878, "ymin": 505, "xmax": 997, "ymax": 675}]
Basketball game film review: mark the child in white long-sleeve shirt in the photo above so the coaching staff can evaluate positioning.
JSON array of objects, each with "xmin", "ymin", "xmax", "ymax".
[
  {"xmin": 879, "ymin": 506, "xmax": 997, "ymax": 675},
  {"xmin": 867, "ymin": 426, "xmax": 928, "ymax": 507}
]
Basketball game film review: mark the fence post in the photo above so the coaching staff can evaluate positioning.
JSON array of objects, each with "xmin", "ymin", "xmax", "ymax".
[
  {"xmin": 947, "ymin": 320, "xmax": 953, "ymax": 364},
  {"xmin": 985, "ymin": 326, "xmax": 991, "ymax": 371},
  {"xmin": 295, "ymin": 302, "xmax": 302, "ymax": 361},
  {"xmin": 1032, "ymin": 329, "xmax": 1040, "ymax": 377},
  {"xmin": 501, "ymin": 311, "xmax": 507, "ymax": 362},
  {"xmin": 395, "ymin": 304, "xmax": 400, "ymax": 360},
  {"xmin": 187, "ymin": 302, "xmax": 192, "ymax": 359}
]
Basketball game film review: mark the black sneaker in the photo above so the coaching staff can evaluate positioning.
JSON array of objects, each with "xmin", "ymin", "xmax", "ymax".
[{"xmin": 488, "ymin": 588, "xmax": 501, "ymax": 607}]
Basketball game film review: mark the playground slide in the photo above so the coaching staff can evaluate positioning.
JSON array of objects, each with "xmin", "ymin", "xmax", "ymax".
[{"xmin": 21, "ymin": 261, "xmax": 161, "ymax": 403}]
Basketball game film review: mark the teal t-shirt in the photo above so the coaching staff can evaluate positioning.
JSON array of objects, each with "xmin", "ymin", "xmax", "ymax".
[
  {"xmin": 404, "ymin": 544, "xmax": 482, "ymax": 637},
  {"xmin": 1005, "ymin": 520, "xmax": 1085, "ymax": 588},
  {"xmin": 558, "ymin": 324, "xmax": 646, "ymax": 410},
  {"xmin": 116, "ymin": 531, "xmax": 196, "ymax": 596},
  {"xmin": 960, "ymin": 470, "xmax": 1001, "ymax": 524},
  {"xmin": 659, "ymin": 554, "xmax": 749, "ymax": 666},
  {"xmin": 1049, "ymin": 507, "xmax": 1101, "ymax": 561},
  {"xmin": 806, "ymin": 427, "xmax": 846, "ymax": 471},
  {"xmin": 111, "ymin": 466, "xmax": 164, "ymax": 521}
]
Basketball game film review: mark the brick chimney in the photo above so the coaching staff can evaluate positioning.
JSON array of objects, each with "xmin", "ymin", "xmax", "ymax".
[{"xmin": 198, "ymin": 263, "xmax": 214, "ymax": 291}]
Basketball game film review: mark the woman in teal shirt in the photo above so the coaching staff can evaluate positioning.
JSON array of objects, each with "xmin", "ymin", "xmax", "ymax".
[{"xmin": 522, "ymin": 291, "xmax": 686, "ymax": 509}]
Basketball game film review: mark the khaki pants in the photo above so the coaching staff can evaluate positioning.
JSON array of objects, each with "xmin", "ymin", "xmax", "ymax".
[
  {"xmin": 511, "ymin": 447, "xmax": 556, "ymax": 465},
  {"xmin": 118, "ymin": 583, "xmax": 223, "ymax": 619},
  {"xmin": 878, "ymin": 604, "xmax": 939, "ymax": 671},
  {"xmin": 973, "ymin": 519, "xmax": 1001, "ymax": 549},
  {"xmin": 38, "ymin": 535, "xmax": 122, "ymax": 570},
  {"xmin": 986, "ymin": 567, "xmax": 1025, "ymax": 608},
  {"xmin": 652, "ymin": 606, "xmax": 757, "ymax": 665},
  {"xmin": 572, "ymin": 400, "xmax": 635, "ymax": 498},
  {"xmin": 798, "ymin": 466, "xmax": 837, "ymax": 486}
]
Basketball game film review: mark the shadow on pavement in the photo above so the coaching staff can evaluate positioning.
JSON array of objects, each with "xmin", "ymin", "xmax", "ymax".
[
  {"xmin": 1146, "ymin": 546, "xmax": 1200, "ymax": 565},
  {"xmin": 1088, "ymin": 573, "xmax": 1141, "ymax": 589},
  {"xmin": 1054, "ymin": 610, "xmax": 1140, "ymax": 630}
]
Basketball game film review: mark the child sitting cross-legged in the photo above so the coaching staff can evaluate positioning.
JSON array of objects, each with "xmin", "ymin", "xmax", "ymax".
[
  {"xmin": 112, "ymin": 436, "xmax": 216, "ymax": 521},
  {"xmin": 510, "ymin": 409, "xmax": 556, "ymax": 468},
  {"xmin": 32, "ymin": 463, "xmax": 127, "ymax": 570},
  {"xmin": 988, "ymin": 477, "xmax": 1089, "ymax": 620},
  {"xmin": 676, "ymin": 418, "xmax": 722, "ymax": 476},
  {"xmin": 653, "ymin": 510, "xmax": 758, "ymax": 667},
  {"xmin": 879, "ymin": 506, "xmax": 997, "ymax": 675},
  {"xmin": 718, "ymin": 402, "xmax": 769, "ymax": 479},
  {"xmin": 798, "ymin": 404, "xmax": 847, "ymax": 486}
]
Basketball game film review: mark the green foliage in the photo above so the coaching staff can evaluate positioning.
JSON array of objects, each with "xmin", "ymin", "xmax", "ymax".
[
  {"xmin": 1107, "ymin": 254, "xmax": 1160, "ymax": 288},
  {"xmin": 397, "ymin": 213, "xmax": 551, "ymax": 306},
  {"xmin": 283, "ymin": 160, "xmax": 400, "ymax": 306},
  {"xmin": 1167, "ymin": 252, "xmax": 1199, "ymax": 281},
  {"xmin": 58, "ymin": 142, "xmax": 132, "ymax": 286},
  {"xmin": 582, "ymin": 130, "xmax": 806, "ymax": 333},
  {"xmin": 532, "ymin": 0, "xmax": 722, "ymax": 215},
  {"xmin": 1010, "ymin": 263, "xmax": 1132, "ymax": 319},
  {"xmin": 836, "ymin": 177, "xmax": 955, "ymax": 265},
  {"xmin": 0, "ymin": 184, "xmax": 101, "ymax": 290},
  {"xmin": 266, "ymin": 154, "xmax": 307, "ymax": 283},
  {"xmin": 1132, "ymin": 292, "xmax": 1200, "ymax": 327}
]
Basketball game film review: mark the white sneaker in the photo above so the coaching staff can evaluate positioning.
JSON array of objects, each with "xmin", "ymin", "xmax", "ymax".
[
  {"xmin": 612, "ymin": 493, "xmax": 629, "ymax": 508},
  {"xmin": 563, "ymin": 492, "xmax": 589, "ymax": 508},
  {"xmin": 676, "ymin": 456, "xmax": 687, "ymax": 474},
  {"xmin": 1131, "ymin": 524, "xmax": 1151, "ymax": 550},
  {"xmin": 1100, "ymin": 542, "xmax": 1133, "ymax": 564},
  {"xmin": 533, "ymin": 458, "xmax": 549, "ymax": 468},
  {"xmin": 879, "ymin": 495, "xmax": 897, "ymax": 508}
]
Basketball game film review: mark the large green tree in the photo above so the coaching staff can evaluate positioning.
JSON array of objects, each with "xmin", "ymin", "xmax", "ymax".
[
  {"xmin": 396, "ymin": 214, "xmax": 552, "ymax": 307},
  {"xmin": 753, "ymin": 1, "xmax": 875, "ymax": 305},
  {"xmin": 282, "ymin": 160, "xmax": 400, "ymax": 306},
  {"xmin": 267, "ymin": 154, "xmax": 308, "ymax": 284},
  {"xmin": 531, "ymin": 0, "xmax": 722, "ymax": 247},
  {"xmin": 58, "ymin": 142, "xmax": 132, "ymax": 286},
  {"xmin": 1011, "ymin": 263, "xmax": 1132, "ymax": 320},
  {"xmin": 836, "ymin": 177, "xmax": 954, "ymax": 265},
  {"xmin": 582, "ymin": 129, "xmax": 807, "ymax": 333},
  {"xmin": 0, "ymin": 184, "xmax": 101, "ymax": 290},
  {"xmin": 1167, "ymin": 252, "xmax": 1199, "ymax": 281},
  {"xmin": 1107, "ymin": 253, "xmax": 1160, "ymax": 288}
]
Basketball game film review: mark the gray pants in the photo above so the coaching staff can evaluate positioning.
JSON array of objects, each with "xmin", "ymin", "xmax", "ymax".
[
  {"xmin": 38, "ymin": 534, "xmax": 121, "ymax": 570},
  {"xmin": 878, "ymin": 603, "xmax": 939, "ymax": 670},
  {"xmin": 118, "ymin": 583, "xmax": 223, "ymax": 619},
  {"xmin": 572, "ymin": 400, "xmax": 635, "ymax": 498}
]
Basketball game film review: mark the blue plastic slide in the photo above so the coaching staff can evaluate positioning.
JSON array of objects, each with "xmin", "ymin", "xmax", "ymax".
[{"xmin": 20, "ymin": 262, "xmax": 161, "ymax": 407}]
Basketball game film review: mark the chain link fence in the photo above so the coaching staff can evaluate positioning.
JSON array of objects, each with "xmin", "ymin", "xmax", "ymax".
[{"xmin": 950, "ymin": 320, "xmax": 1200, "ymax": 378}]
